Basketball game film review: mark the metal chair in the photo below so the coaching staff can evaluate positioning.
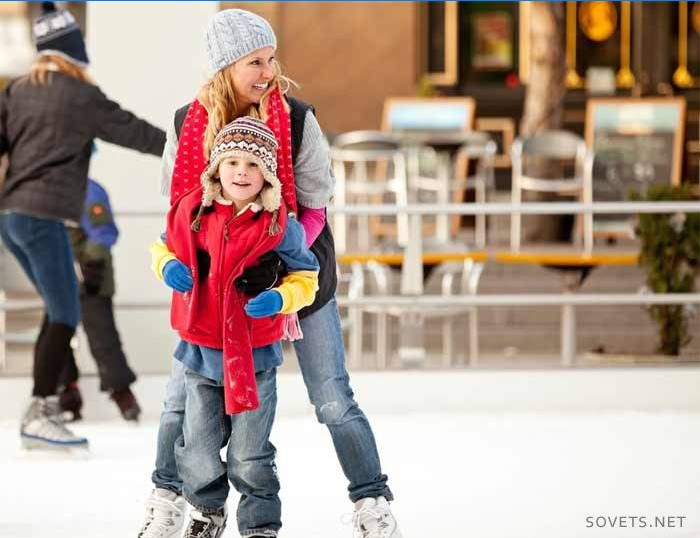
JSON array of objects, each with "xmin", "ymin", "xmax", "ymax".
[
  {"xmin": 510, "ymin": 130, "xmax": 594, "ymax": 253},
  {"xmin": 452, "ymin": 133, "xmax": 497, "ymax": 247},
  {"xmin": 355, "ymin": 258, "xmax": 484, "ymax": 368},
  {"xmin": 335, "ymin": 262, "xmax": 365, "ymax": 369},
  {"xmin": 403, "ymin": 132, "xmax": 496, "ymax": 248},
  {"xmin": 332, "ymin": 132, "xmax": 489, "ymax": 368},
  {"xmin": 330, "ymin": 131, "xmax": 409, "ymax": 254}
]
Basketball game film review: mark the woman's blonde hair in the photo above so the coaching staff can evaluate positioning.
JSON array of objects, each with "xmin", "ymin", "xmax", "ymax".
[
  {"xmin": 28, "ymin": 54, "xmax": 92, "ymax": 86},
  {"xmin": 201, "ymin": 60, "xmax": 295, "ymax": 159}
]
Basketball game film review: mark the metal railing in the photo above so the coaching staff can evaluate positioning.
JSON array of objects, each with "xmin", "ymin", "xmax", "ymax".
[
  {"xmin": 326, "ymin": 201, "xmax": 699, "ymax": 216},
  {"xmin": 329, "ymin": 200, "xmax": 700, "ymax": 366},
  {"xmin": 70, "ymin": 200, "xmax": 699, "ymax": 220},
  {"xmin": 336, "ymin": 293, "xmax": 700, "ymax": 308},
  {"xmin": 2, "ymin": 201, "xmax": 699, "ymax": 369}
]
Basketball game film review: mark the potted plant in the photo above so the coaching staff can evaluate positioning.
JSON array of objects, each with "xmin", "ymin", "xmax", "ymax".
[{"xmin": 631, "ymin": 184, "xmax": 700, "ymax": 356}]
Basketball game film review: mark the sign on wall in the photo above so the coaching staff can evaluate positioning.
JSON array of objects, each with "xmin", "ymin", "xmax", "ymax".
[
  {"xmin": 585, "ymin": 97, "xmax": 687, "ymax": 234},
  {"xmin": 382, "ymin": 97, "xmax": 475, "ymax": 133}
]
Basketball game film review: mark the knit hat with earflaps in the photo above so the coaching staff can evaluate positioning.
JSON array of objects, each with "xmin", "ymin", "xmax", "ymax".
[{"xmin": 192, "ymin": 117, "xmax": 282, "ymax": 234}]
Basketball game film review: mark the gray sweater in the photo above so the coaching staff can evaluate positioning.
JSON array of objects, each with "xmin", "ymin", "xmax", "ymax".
[{"xmin": 0, "ymin": 73, "xmax": 165, "ymax": 222}]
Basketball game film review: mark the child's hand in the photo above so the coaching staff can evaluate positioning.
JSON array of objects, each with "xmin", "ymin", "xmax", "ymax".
[
  {"xmin": 244, "ymin": 290, "xmax": 283, "ymax": 318},
  {"xmin": 163, "ymin": 260, "xmax": 193, "ymax": 293},
  {"xmin": 81, "ymin": 259, "xmax": 106, "ymax": 295}
]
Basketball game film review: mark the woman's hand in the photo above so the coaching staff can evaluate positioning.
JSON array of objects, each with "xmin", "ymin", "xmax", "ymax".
[{"xmin": 235, "ymin": 251, "xmax": 288, "ymax": 296}]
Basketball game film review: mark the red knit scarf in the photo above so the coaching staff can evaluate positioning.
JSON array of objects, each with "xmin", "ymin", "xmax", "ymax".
[
  {"xmin": 170, "ymin": 87, "xmax": 297, "ymax": 214},
  {"xmin": 167, "ymin": 186, "xmax": 287, "ymax": 415},
  {"xmin": 168, "ymin": 88, "xmax": 303, "ymax": 414}
]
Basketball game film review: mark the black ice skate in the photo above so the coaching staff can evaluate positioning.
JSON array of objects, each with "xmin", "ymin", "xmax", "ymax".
[
  {"xmin": 110, "ymin": 386, "xmax": 141, "ymax": 421},
  {"xmin": 58, "ymin": 382, "xmax": 83, "ymax": 421}
]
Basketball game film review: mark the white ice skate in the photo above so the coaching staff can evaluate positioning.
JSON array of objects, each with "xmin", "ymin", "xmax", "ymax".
[
  {"xmin": 138, "ymin": 488, "xmax": 187, "ymax": 538},
  {"xmin": 20, "ymin": 396, "xmax": 89, "ymax": 450},
  {"xmin": 353, "ymin": 496, "xmax": 403, "ymax": 538}
]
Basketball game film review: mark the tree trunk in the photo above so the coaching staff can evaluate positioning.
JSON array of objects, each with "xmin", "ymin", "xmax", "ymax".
[
  {"xmin": 519, "ymin": 2, "xmax": 570, "ymax": 243},
  {"xmin": 520, "ymin": 2, "xmax": 566, "ymax": 136}
]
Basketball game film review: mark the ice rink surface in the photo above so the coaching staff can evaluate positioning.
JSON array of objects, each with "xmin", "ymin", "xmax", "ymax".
[{"xmin": 1, "ymin": 406, "xmax": 699, "ymax": 538}]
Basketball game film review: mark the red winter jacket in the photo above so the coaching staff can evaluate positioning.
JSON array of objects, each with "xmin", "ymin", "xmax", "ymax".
[{"xmin": 166, "ymin": 186, "xmax": 287, "ymax": 414}]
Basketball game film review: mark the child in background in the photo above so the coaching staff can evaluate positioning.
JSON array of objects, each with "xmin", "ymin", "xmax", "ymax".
[
  {"xmin": 151, "ymin": 117, "xmax": 318, "ymax": 538},
  {"xmin": 57, "ymin": 176, "xmax": 141, "ymax": 421}
]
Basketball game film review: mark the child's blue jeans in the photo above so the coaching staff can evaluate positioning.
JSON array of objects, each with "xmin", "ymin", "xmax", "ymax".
[{"xmin": 175, "ymin": 366, "xmax": 280, "ymax": 536}]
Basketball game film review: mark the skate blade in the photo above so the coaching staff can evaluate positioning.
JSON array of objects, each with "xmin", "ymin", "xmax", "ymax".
[
  {"xmin": 21, "ymin": 435, "xmax": 90, "ymax": 452},
  {"xmin": 18, "ymin": 443, "xmax": 91, "ymax": 461}
]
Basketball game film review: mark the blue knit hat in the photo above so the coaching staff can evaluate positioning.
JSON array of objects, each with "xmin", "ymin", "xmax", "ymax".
[
  {"xmin": 33, "ymin": 2, "xmax": 89, "ymax": 67},
  {"xmin": 205, "ymin": 9, "xmax": 277, "ymax": 76}
]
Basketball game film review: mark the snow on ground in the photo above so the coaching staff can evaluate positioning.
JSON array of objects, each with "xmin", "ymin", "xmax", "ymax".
[{"xmin": 1, "ymin": 409, "xmax": 699, "ymax": 538}]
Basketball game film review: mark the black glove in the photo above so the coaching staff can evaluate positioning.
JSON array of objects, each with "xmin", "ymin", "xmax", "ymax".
[
  {"xmin": 81, "ymin": 260, "xmax": 106, "ymax": 296},
  {"xmin": 235, "ymin": 251, "xmax": 288, "ymax": 296}
]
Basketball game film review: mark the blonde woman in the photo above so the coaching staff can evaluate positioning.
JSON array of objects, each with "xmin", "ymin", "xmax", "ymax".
[
  {"xmin": 0, "ymin": 2, "xmax": 165, "ymax": 449},
  {"xmin": 140, "ymin": 8, "xmax": 402, "ymax": 538}
]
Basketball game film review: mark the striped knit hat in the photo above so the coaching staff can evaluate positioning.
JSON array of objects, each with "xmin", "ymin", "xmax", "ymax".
[
  {"xmin": 193, "ymin": 117, "xmax": 281, "ymax": 234},
  {"xmin": 33, "ymin": 2, "xmax": 89, "ymax": 67}
]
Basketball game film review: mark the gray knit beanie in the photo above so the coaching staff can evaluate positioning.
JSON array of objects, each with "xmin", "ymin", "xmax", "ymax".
[{"xmin": 206, "ymin": 9, "xmax": 277, "ymax": 76}]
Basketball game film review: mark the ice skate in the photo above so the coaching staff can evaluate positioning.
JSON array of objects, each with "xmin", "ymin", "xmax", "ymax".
[
  {"xmin": 20, "ymin": 396, "xmax": 89, "ymax": 450},
  {"xmin": 182, "ymin": 506, "xmax": 227, "ymax": 538},
  {"xmin": 138, "ymin": 488, "xmax": 186, "ymax": 538},
  {"xmin": 352, "ymin": 496, "xmax": 403, "ymax": 538}
]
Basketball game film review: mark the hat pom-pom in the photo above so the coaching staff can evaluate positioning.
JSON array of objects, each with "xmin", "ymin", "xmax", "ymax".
[{"xmin": 41, "ymin": 2, "xmax": 57, "ymax": 14}]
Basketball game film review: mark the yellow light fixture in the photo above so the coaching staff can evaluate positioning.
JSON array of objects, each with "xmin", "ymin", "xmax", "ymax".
[
  {"xmin": 566, "ymin": 2, "xmax": 584, "ymax": 89},
  {"xmin": 578, "ymin": 1, "xmax": 617, "ymax": 42},
  {"xmin": 615, "ymin": 2, "xmax": 635, "ymax": 88},
  {"xmin": 673, "ymin": 2, "xmax": 695, "ymax": 88},
  {"xmin": 692, "ymin": 2, "xmax": 700, "ymax": 34}
]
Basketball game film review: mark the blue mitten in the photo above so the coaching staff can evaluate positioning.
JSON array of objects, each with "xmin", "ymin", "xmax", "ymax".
[
  {"xmin": 245, "ymin": 290, "xmax": 283, "ymax": 318},
  {"xmin": 163, "ymin": 260, "xmax": 193, "ymax": 293}
]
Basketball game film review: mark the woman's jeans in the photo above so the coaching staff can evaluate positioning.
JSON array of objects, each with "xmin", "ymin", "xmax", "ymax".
[
  {"xmin": 0, "ymin": 212, "xmax": 79, "ymax": 327},
  {"xmin": 0, "ymin": 212, "xmax": 80, "ymax": 396},
  {"xmin": 176, "ymin": 367, "xmax": 280, "ymax": 535},
  {"xmin": 152, "ymin": 298, "xmax": 392, "ymax": 503}
]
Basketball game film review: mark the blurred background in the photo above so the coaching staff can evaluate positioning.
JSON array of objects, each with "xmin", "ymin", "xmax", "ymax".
[
  {"xmin": 2, "ymin": 1, "xmax": 699, "ymax": 377},
  {"xmin": 0, "ymin": 3, "xmax": 699, "ymax": 537}
]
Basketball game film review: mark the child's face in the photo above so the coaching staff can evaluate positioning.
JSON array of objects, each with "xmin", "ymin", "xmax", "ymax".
[{"xmin": 218, "ymin": 157, "xmax": 265, "ymax": 207}]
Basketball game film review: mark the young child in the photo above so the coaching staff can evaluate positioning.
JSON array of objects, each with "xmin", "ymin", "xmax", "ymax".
[
  {"xmin": 58, "ymin": 177, "xmax": 141, "ymax": 422},
  {"xmin": 151, "ymin": 117, "xmax": 319, "ymax": 538}
]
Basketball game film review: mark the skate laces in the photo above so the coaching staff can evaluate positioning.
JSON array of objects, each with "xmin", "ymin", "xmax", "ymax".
[
  {"xmin": 142, "ymin": 495, "xmax": 184, "ymax": 538},
  {"xmin": 345, "ymin": 500, "xmax": 393, "ymax": 538}
]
